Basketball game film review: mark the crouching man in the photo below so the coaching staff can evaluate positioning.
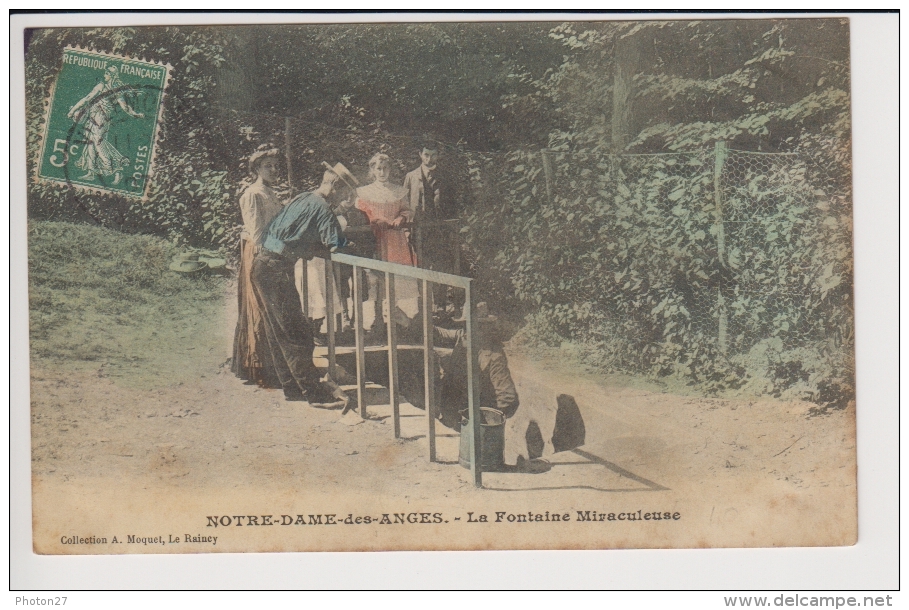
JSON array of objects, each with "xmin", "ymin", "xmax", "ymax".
[
  {"xmin": 433, "ymin": 302, "xmax": 519, "ymax": 430},
  {"xmin": 250, "ymin": 162, "xmax": 358, "ymax": 406}
]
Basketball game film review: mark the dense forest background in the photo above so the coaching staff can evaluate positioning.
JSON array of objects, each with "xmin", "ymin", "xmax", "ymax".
[{"xmin": 24, "ymin": 19, "xmax": 854, "ymax": 406}]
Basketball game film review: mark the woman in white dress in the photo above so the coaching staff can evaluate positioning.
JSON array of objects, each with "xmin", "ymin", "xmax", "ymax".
[{"xmin": 232, "ymin": 148, "xmax": 284, "ymax": 386}]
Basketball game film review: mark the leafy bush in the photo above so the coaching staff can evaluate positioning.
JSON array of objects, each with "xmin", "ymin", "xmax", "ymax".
[
  {"xmin": 23, "ymin": 21, "xmax": 855, "ymax": 404},
  {"xmin": 466, "ymin": 144, "xmax": 854, "ymax": 405}
]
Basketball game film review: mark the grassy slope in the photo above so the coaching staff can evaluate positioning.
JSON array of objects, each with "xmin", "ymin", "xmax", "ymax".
[{"xmin": 28, "ymin": 221, "xmax": 228, "ymax": 390}]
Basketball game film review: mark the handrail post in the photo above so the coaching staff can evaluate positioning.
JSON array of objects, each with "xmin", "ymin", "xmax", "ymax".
[
  {"xmin": 330, "ymin": 251, "xmax": 475, "ymax": 471},
  {"xmin": 385, "ymin": 272, "xmax": 401, "ymax": 438},
  {"xmin": 422, "ymin": 279, "xmax": 436, "ymax": 461},
  {"xmin": 324, "ymin": 258, "xmax": 336, "ymax": 380},
  {"xmin": 464, "ymin": 281, "xmax": 482, "ymax": 487},
  {"xmin": 352, "ymin": 264, "xmax": 366, "ymax": 417}
]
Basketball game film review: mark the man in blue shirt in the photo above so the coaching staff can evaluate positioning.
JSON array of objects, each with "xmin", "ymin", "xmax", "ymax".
[{"xmin": 251, "ymin": 162, "xmax": 357, "ymax": 405}]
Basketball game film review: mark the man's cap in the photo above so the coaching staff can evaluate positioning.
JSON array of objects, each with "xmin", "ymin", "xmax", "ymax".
[
  {"xmin": 322, "ymin": 161, "xmax": 360, "ymax": 191},
  {"xmin": 453, "ymin": 301, "xmax": 497, "ymax": 324}
]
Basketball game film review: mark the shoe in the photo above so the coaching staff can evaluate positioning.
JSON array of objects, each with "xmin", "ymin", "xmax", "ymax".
[
  {"xmin": 305, "ymin": 382, "xmax": 342, "ymax": 406},
  {"xmin": 283, "ymin": 387, "xmax": 306, "ymax": 402},
  {"xmin": 516, "ymin": 456, "xmax": 551, "ymax": 474}
]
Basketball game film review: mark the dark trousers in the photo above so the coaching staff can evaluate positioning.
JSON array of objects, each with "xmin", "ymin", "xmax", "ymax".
[
  {"xmin": 250, "ymin": 251, "xmax": 322, "ymax": 396},
  {"xmin": 416, "ymin": 225, "xmax": 462, "ymax": 307}
]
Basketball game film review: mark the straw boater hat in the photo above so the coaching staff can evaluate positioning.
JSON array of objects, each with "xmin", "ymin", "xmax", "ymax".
[
  {"xmin": 169, "ymin": 259, "xmax": 207, "ymax": 273},
  {"xmin": 322, "ymin": 161, "xmax": 360, "ymax": 191},
  {"xmin": 453, "ymin": 302, "xmax": 498, "ymax": 324}
]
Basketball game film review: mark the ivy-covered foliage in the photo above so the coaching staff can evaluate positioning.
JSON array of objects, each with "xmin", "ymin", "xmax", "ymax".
[
  {"xmin": 467, "ymin": 146, "xmax": 852, "ymax": 404},
  {"xmin": 26, "ymin": 26, "xmax": 248, "ymax": 250},
  {"xmin": 25, "ymin": 23, "xmax": 556, "ymax": 251},
  {"xmin": 24, "ymin": 20, "xmax": 854, "ymax": 404}
]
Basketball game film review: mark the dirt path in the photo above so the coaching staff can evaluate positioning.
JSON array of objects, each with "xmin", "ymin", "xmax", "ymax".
[{"xmin": 31, "ymin": 333, "xmax": 856, "ymax": 553}]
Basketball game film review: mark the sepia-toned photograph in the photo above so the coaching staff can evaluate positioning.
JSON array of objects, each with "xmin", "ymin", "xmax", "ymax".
[{"xmin": 21, "ymin": 15, "xmax": 860, "ymax": 557}]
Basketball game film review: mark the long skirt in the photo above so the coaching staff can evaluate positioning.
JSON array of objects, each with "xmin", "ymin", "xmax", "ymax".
[
  {"xmin": 250, "ymin": 251, "xmax": 332, "ymax": 401},
  {"xmin": 231, "ymin": 238, "xmax": 279, "ymax": 387}
]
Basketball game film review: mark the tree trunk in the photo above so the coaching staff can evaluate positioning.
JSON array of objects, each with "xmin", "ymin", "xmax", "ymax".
[{"xmin": 611, "ymin": 31, "xmax": 641, "ymax": 153}]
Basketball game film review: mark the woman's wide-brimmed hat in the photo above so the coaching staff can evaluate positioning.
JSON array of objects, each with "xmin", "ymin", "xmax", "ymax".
[
  {"xmin": 453, "ymin": 302, "xmax": 498, "ymax": 324},
  {"xmin": 322, "ymin": 161, "xmax": 360, "ymax": 191},
  {"xmin": 248, "ymin": 147, "xmax": 281, "ymax": 173}
]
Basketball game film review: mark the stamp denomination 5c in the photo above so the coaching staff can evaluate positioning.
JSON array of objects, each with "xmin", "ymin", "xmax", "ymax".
[{"xmin": 37, "ymin": 47, "xmax": 170, "ymax": 198}]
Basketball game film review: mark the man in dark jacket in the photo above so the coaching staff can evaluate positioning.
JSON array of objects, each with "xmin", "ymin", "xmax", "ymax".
[
  {"xmin": 251, "ymin": 162, "xmax": 356, "ymax": 405},
  {"xmin": 403, "ymin": 142, "xmax": 460, "ymax": 291},
  {"xmin": 432, "ymin": 302, "xmax": 519, "ymax": 430}
]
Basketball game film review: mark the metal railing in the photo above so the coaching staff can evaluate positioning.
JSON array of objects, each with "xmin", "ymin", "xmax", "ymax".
[{"xmin": 307, "ymin": 251, "xmax": 484, "ymax": 487}]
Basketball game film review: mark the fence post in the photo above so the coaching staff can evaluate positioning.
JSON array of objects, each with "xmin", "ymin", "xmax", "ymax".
[
  {"xmin": 714, "ymin": 141, "xmax": 729, "ymax": 355},
  {"xmin": 284, "ymin": 117, "xmax": 294, "ymax": 190}
]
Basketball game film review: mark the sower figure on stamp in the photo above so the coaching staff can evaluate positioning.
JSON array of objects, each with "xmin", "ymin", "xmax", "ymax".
[
  {"xmin": 250, "ymin": 162, "xmax": 357, "ymax": 407},
  {"xmin": 66, "ymin": 65, "xmax": 145, "ymax": 185},
  {"xmin": 403, "ymin": 140, "xmax": 460, "ymax": 314}
]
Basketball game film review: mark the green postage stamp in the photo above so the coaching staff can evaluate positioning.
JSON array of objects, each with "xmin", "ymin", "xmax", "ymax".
[{"xmin": 37, "ymin": 47, "xmax": 170, "ymax": 198}]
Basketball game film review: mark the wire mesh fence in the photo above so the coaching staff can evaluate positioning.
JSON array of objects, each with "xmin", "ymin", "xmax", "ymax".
[
  {"xmin": 450, "ymin": 139, "xmax": 852, "ymax": 397},
  {"xmin": 198, "ymin": 109, "xmax": 855, "ymax": 398}
]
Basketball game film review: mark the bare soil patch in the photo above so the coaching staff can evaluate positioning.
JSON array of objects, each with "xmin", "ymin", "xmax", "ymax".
[{"xmin": 29, "ymin": 221, "xmax": 856, "ymax": 552}]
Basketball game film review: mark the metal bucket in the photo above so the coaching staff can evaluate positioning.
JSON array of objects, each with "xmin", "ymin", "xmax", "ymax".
[{"xmin": 459, "ymin": 408, "xmax": 505, "ymax": 470}]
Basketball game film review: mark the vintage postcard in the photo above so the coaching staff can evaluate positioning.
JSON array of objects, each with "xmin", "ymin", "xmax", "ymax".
[{"xmin": 23, "ymin": 17, "xmax": 857, "ymax": 555}]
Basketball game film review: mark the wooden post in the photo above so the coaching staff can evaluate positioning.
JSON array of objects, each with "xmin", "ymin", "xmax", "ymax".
[
  {"xmin": 422, "ymin": 279, "xmax": 436, "ymax": 461},
  {"xmin": 385, "ymin": 272, "xmax": 401, "ymax": 438},
  {"xmin": 714, "ymin": 140, "xmax": 729, "ymax": 356},
  {"xmin": 353, "ymin": 265, "xmax": 366, "ymax": 417},
  {"xmin": 284, "ymin": 117, "xmax": 294, "ymax": 190},
  {"xmin": 325, "ymin": 258, "xmax": 336, "ymax": 379},
  {"xmin": 541, "ymin": 149, "xmax": 554, "ymax": 206},
  {"xmin": 464, "ymin": 282, "xmax": 482, "ymax": 487},
  {"xmin": 452, "ymin": 225, "xmax": 461, "ymax": 277},
  {"xmin": 416, "ymin": 226, "xmax": 424, "ymax": 269}
]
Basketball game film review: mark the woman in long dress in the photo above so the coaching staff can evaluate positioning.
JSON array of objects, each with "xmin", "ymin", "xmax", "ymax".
[
  {"xmin": 232, "ymin": 148, "xmax": 284, "ymax": 386},
  {"xmin": 67, "ymin": 65, "xmax": 144, "ymax": 184},
  {"xmin": 355, "ymin": 153, "xmax": 420, "ymax": 328}
]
